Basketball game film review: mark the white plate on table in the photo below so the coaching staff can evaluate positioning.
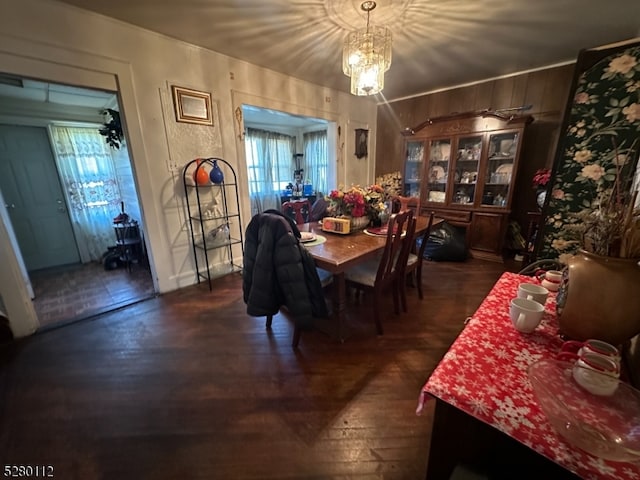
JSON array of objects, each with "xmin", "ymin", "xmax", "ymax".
[{"xmin": 300, "ymin": 232, "xmax": 317, "ymax": 243}]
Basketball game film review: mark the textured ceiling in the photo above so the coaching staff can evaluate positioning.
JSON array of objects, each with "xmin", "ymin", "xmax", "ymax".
[{"xmin": 45, "ymin": 0, "xmax": 640, "ymax": 101}]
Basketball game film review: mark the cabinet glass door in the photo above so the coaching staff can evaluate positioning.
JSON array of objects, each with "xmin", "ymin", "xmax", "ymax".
[
  {"xmin": 404, "ymin": 141, "xmax": 424, "ymax": 197},
  {"xmin": 451, "ymin": 135, "xmax": 482, "ymax": 206},
  {"xmin": 482, "ymin": 131, "xmax": 519, "ymax": 207},
  {"xmin": 425, "ymin": 138, "xmax": 451, "ymax": 204}
]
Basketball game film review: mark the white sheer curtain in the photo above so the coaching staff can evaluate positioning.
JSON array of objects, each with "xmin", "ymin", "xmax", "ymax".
[
  {"xmin": 303, "ymin": 130, "xmax": 328, "ymax": 196},
  {"xmin": 245, "ymin": 128, "xmax": 295, "ymax": 215},
  {"xmin": 49, "ymin": 126, "xmax": 122, "ymax": 263}
]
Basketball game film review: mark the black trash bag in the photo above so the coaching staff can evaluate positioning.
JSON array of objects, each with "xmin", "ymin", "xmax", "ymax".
[{"xmin": 417, "ymin": 221, "xmax": 468, "ymax": 262}]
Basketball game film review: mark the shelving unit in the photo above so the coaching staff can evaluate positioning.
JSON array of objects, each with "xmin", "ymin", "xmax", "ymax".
[
  {"xmin": 182, "ymin": 157, "xmax": 244, "ymax": 290},
  {"xmin": 113, "ymin": 221, "xmax": 143, "ymax": 272},
  {"xmin": 402, "ymin": 111, "xmax": 533, "ymax": 261},
  {"xmin": 403, "ymin": 142, "xmax": 424, "ymax": 198}
]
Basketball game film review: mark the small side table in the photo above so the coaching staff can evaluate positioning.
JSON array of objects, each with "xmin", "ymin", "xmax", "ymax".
[{"xmin": 113, "ymin": 222, "xmax": 143, "ymax": 272}]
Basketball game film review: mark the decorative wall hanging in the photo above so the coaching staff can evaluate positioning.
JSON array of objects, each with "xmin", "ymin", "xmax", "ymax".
[
  {"xmin": 537, "ymin": 39, "xmax": 640, "ymax": 263},
  {"xmin": 171, "ymin": 85, "xmax": 213, "ymax": 125},
  {"xmin": 355, "ymin": 128, "xmax": 368, "ymax": 158},
  {"xmin": 234, "ymin": 106, "xmax": 245, "ymax": 140}
]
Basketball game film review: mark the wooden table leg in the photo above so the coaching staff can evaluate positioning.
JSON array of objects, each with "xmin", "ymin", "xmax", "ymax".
[{"xmin": 333, "ymin": 272, "xmax": 347, "ymax": 342}]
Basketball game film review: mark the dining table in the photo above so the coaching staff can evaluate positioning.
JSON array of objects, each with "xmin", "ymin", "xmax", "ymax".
[{"xmin": 301, "ymin": 215, "xmax": 439, "ymax": 340}]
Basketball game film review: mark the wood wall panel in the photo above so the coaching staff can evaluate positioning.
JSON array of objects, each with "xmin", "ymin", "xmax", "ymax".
[
  {"xmin": 473, "ymin": 82, "xmax": 494, "ymax": 111},
  {"xmin": 509, "ymin": 74, "xmax": 529, "ymax": 109},
  {"xmin": 522, "ymin": 70, "xmax": 549, "ymax": 114},
  {"xmin": 541, "ymin": 65, "xmax": 576, "ymax": 113},
  {"xmin": 490, "ymin": 77, "xmax": 518, "ymax": 110},
  {"xmin": 375, "ymin": 64, "xmax": 575, "ymax": 243},
  {"xmin": 449, "ymin": 86, "xmax": 475, "ymax": 115}
]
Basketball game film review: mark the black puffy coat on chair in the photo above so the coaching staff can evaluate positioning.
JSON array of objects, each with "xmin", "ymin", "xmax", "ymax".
[{"xmin": 243, "ymin": 210, "xmax": 329, "ymax": 345}]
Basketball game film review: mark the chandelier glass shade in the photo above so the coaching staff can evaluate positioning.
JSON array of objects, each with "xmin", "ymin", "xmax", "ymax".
[{"xmin": 342, "ymin": 2, "xmax": 392, "ymax": 96}]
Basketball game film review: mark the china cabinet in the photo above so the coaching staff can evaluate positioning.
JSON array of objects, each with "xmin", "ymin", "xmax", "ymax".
[
  {"xmin": 182, "ymin": 157, "xmax": 244, "ymax": 290},
  {"xmin": 402, "ymin": 111, "xmax": 533, "ymax": 261}
]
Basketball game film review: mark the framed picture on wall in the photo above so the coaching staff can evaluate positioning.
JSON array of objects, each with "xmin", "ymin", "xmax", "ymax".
[
  {"xmin": 171, "ymin": 86, "xmax": 213, "ymax": 126},
  {"xmin": 355, "ymin": 128, "xmax": 368, "ymax": 158}
]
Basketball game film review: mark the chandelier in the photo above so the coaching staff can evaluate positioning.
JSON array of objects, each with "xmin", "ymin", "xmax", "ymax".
[{"xmin": 342, "ymin": 1, "xmax": 392, "ymax": 96}]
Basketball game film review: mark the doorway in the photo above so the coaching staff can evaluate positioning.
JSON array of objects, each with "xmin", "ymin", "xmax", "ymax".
[
  {"xmin": 241, "ymin": 104, "xmax": 336, "ymax": 215},
  {"xmin": 0, "ymin": 75, "xmax": 155, "ymax": 330}
]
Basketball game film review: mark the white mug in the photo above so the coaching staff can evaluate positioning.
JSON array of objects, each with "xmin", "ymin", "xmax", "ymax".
[
  {"xmin": 557, "ymin": 351, "xmax": 620, "ymax": 396},
  {"xmin": 517, "ymin": 283, "xmax": 549, "ymax": 305},
  {"xmin": 509, "ymin": 297, "xmax": 545, "ymax": 333},
  {"xmin": 536, "ymin": 269, "xmax": 563, "ymax": 292},
  {"xmin": 560, "ymin": 339, "xmax": 621, "ymax": 368}
]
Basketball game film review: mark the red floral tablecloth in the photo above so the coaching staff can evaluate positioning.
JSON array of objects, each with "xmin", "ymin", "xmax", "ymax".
[{"xmin": 418, "ymin": 271, "xmax": 640, "ymax": 480}]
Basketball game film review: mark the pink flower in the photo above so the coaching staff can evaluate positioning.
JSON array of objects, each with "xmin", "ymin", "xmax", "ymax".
[
  {"xmin": 574, "ymin": 92, "xmax": 590, "ymax": 104},
  {"xmin": 532, "ymin": 168, "xmax": 551, "ymax": 189}
]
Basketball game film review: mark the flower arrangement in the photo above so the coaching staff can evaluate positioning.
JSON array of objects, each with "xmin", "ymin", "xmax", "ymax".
[
  {"xmin": 363, "ymin": 184, "xmax": 387, "ymax": 221},
  {"xmin": 327, "ymin": 186, "xmax": 365, "ymax": 217},
  {"xmin": 532, "ymin": 168, "xmax": 551, "ymax": 189},
  {"xmin": 327, "ymin": 184, "xmax": 388, "ymax": 220}
]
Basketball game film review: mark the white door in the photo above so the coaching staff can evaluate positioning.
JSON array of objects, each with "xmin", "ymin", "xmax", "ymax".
[{"xmin": 0, "ymin": 125, "xmax": 80, "ymax": 270}]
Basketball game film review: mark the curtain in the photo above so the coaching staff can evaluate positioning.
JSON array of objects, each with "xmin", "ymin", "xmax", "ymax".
[
  {"xmin": 49, "ymin": 126, "xmax": 122, "ymax": 263},
  {"xmin": 245, "ymin": 128, "xmax": 295, "ymax": 215},
  {"xmin": 303, "ymin": 130, "xmax": 328, "ymax": 197}
]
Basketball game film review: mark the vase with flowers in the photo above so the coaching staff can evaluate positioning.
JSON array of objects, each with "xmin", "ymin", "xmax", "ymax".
[
  {"xmin": 363, "ymin": 184, "xmax": 388, "ymax": 226},
  {"xmin": 327, "ymin": 184, "xmax": 389, "ymax": 231},
  {"xmin": 532, "ymin": 168, "xmax": 551, "ymax": 211}
]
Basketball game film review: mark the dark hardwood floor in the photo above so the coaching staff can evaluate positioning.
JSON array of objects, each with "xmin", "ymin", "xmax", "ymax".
[
  {"xmin": 30, "ymin": 261, "xmax": 155, "ymax": 329},
  {"xmin": 0, "ymin": 258, "xmax": 517, "ymax": 480}
]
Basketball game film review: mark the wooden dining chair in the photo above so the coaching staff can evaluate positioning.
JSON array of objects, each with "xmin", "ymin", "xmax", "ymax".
[
  {"xmin": 344, "ymin": 210, "xmax": 413, "ymax": 335},
  {"xmin": 282, "ymin": 199, "xmax": 311, "ymax": 225},
  {"xmin": 392, "ymin": 195, "xmax": 421, "ymax": 215},
  {"xmin": 401, "ymin": 211, "xmax": 435, "ymax": 305}
]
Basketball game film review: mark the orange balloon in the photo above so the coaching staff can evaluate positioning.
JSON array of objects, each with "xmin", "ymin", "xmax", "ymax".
[{"xmin": 193, "ymin": 158, "xmax": 209, "ymax": 185}]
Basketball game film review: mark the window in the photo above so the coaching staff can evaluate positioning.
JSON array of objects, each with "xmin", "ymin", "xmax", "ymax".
[
  {"xmin": 303, "ymin": 130, "xmax": 328, "ymax": 196},
  {"xmin": 245, "ymin": 128, "xmax": 296, "ymax": 214}
]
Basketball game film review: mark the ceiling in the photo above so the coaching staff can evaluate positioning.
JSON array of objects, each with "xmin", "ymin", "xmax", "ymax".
[
  {"xmin": 0, "ymin": 75, "xmax": 117, "ymax": 110},
  {"xmin": 52, "ymin": 0, "xmax": 640, "ymax": 102}
]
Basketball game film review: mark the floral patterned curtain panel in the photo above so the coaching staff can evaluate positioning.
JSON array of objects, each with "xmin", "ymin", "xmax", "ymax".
[
  {"xmin": 538, "ymin": 41, "xmax": 640, "ymax": 262},
  {"xmin": 50, "ymin": 126, "xmax": 122, "ymax": 263}
]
